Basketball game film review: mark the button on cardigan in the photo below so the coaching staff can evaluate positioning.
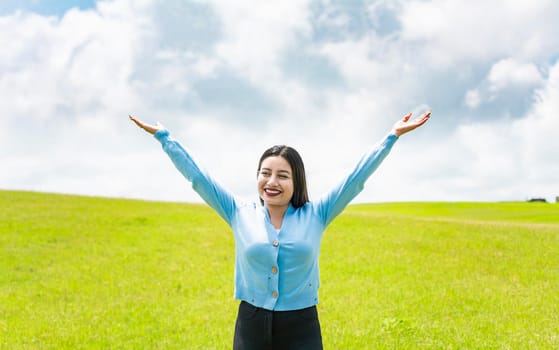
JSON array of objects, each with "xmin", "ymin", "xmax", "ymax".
[{"xmin": 154, "ymin": 129, "xmax": 398, "ymax": 311}]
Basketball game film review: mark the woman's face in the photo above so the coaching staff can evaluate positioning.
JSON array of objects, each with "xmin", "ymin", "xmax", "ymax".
[{"xmin": 258, "ymin": 156, "xmax": 294, "ymax": 209}]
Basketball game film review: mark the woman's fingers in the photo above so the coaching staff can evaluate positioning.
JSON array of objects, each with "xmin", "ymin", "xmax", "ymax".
[
  {"xmin": 413, "ymin": 111, "xmax": 431, "ymax": 125},
  {"xmin": 129, "ymin": 115, "xmax": 145, "ymax": 128}
]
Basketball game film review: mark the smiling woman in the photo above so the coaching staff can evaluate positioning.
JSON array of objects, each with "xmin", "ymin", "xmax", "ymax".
[
  {"xmin": 0, "ymin": 0, "xmax": 97, "ymax": 16},
  {"xmin": 129, "ymin": 111, "xmax": 430, "ymax": 349}
]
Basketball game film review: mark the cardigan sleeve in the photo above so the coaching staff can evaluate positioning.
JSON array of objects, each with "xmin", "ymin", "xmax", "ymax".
[
  {"xmin": 315, "ymin": 133, "xmax": 398, "ymax": 227},
  {"xmin": 154, "ymin": 129, "xmax": 236, "ymax": 225}
]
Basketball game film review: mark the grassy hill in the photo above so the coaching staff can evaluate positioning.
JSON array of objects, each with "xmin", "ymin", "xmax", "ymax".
[{"xmin": 1, "ymin": 190, "xmax": 558, "ymax": 349}]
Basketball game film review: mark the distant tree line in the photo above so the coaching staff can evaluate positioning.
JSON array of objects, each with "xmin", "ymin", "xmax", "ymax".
[{"xmin": 526, "ymin": 197, "xmax": 559, "ymax": 203}]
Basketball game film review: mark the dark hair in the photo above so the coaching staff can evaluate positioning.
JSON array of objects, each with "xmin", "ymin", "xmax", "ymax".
[{"xmin": 257, "ymin": 145, "xmax": 309, "ymax": 208}]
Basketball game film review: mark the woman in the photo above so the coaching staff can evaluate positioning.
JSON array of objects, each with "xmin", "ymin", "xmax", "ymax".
[{"xmin": 130, "ymin": 111, "xmax": 430, "ymax": 349}]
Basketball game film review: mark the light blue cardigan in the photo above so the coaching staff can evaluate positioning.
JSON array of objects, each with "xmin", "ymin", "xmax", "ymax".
[{"xmin": 154, "ymin": 129, "xmax": 398, "ymax": 311}]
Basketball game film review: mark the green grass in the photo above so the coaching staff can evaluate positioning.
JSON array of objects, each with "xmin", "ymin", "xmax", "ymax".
[{"xmin": 1, "ymin": 190, "xmax": 558, "ymax": 349}]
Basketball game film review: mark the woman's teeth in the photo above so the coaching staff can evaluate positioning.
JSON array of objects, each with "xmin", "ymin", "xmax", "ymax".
[{"xmin": 265, "ymin": 189, "xmax": 281, "ymax": 195}]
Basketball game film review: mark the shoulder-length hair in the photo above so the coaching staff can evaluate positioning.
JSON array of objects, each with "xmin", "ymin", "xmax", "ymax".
[{"xmin": 257, "ymin": 145, "xmax": 309, "ymax": 208}]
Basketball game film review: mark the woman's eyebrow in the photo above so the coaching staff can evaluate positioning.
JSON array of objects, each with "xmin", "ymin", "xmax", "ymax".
[{"xmin": 261, "ymin": 168, "xmax": 291, "ymax": 174}]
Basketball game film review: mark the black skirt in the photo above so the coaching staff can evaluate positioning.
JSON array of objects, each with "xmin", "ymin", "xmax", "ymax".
[{"xmin": 233, "ymin": 301, "xmax": 323, "ymax": 350}]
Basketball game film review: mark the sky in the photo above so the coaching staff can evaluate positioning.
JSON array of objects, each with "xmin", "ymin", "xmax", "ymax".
[{"xmin": 1, "ymin": 0, "xmax": 558, "ymax": 204}]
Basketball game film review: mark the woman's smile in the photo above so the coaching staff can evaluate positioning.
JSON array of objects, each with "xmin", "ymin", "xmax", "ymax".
[{"xmin": 264, "ymin": 188, "xmax": 282, "ymax": 196}]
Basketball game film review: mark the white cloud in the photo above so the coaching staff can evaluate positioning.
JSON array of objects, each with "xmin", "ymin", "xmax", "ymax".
[
  {"xmin": 0, "ymin": 1, "xmax": 153, "ymax": 125},
  {"xmin": 1, "ymin": 0, "xmax": 558, "ymax": 204},
  {"xmin": 209, "ymin": 1, "xmax": 311, "ymax": 82},
  {"xmin": 399, "ymin": 0, "xmax": 559, "ymax": 67},
  {"xmin": 0, "ymin": 1, "xmax": 155, "ymax": 194},
  {"xmin": 464, "ymin": 89, "xmax": 481, "ymax": 109},
  {"xmin": 488, "ymin": 58, "xmax": 543, "ymax": 92},
  {"xmin": 319, "ymin": 37, "xmax": 385, "ymax": 87},
  {"xmin": 512, "ymin": 61, "xmax": 559, "ymax": 173},
  {"xmin": 463, "ymin": 58, "xmax": 544, "ymax": 111},
  {"xmin": 397, "ymin": 60, "xmax": 559, "ymax": 202}
]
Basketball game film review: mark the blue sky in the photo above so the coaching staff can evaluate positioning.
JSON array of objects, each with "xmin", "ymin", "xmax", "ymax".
[
  {"xmin": 0, "ymin": 0, "xmax": 97, "ymax": 16},
  {"xmin": 1, "ymin": 0, "xmax": 558, "ymax": 203}
]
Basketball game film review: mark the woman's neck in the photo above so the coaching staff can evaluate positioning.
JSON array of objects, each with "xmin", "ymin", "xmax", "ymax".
[{"xmin": 266, "ymin": 204, "xmax": 289, "ymax": 229}]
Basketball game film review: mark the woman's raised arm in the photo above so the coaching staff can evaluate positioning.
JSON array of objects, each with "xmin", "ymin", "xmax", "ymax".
[
  {"xmin": 317, "ymin": 110, "xmax": 431, "ymax": 226},
  {"xmin": 129, "ymin": 114, "xmax": 237, "ymax": 225}
]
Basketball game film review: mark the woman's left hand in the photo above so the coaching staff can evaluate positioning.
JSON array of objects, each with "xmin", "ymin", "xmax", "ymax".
[{"xmin": 392, "ymin": 110, "xmax": 431, "ymax": 137}]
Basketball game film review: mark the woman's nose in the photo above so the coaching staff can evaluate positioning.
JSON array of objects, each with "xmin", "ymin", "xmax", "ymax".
[{"xmin": 267, "ymin": 175, "xmax": 279, "ymax": 185}]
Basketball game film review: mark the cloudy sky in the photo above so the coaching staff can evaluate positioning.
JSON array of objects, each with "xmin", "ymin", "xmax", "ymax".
[{"xmin": 1, "ymin": 0, "xmax": 558, "ymax": 204}]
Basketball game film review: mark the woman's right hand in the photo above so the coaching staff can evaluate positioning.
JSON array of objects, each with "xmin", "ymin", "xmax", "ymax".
[
  {"xmin": 129, "ymin": 115, "xmax": 164, "ymax": 135},
  {"xmin": 391, "ymin": 110, "xmax": 431, "ymax": 137}
]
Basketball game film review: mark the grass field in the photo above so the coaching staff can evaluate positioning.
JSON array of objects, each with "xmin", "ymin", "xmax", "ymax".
[{"xmin": 1, "ymin": 190, "xmax": 558, "ymax": 349}]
